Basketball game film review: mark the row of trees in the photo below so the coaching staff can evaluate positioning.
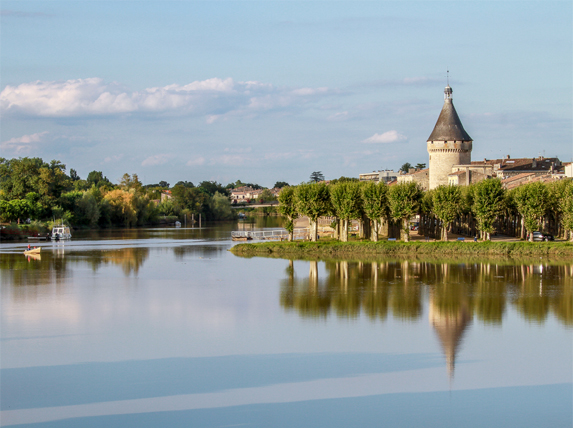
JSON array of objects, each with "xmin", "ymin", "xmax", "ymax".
[
  {"xmin": 278, "ymin": 178, "xmax": 573, "ymax": 242},
  {"xmin": 0, "ymin": 157, "xmax": 273, "ymax": 227}
]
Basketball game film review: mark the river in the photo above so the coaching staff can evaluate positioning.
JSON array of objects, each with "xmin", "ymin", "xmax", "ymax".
[{"xmin": 1, "ymin": 220, "xmax": 571, "ymax": 427}]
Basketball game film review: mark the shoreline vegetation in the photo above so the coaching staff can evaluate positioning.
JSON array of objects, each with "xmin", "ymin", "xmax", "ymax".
[
  {"xmin": 230, "ymin": 239, "xmax": 573, "ymax": 259},
  {"xmin": 0, "ymin": 156, "xmax": 284, "ymax": 240}
]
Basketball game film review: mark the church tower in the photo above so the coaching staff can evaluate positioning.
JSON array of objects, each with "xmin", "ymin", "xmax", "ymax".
[{"xmin": 427, "ymin": 83, "xmax": 472, "ymax": 189}]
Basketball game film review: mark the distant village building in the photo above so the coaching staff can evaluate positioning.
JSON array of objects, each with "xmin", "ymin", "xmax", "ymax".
[
  {"xmin": 359, "ymin": 170, "xmax": 398, "ymax": 183},
  {"xmin": 397, "ymin": 168, "xmax": 429, "ymax": 190},
  {"xmin": 230, "ymin": 186, "xmax": 281, "ymax": 202},
  {"xmin": 160, "ymin": 190, "xmax": 172, "ymax": 203}
]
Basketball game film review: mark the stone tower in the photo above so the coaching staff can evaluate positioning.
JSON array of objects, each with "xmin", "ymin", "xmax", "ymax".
[{"xmin": 427, "ymin": 84, "xmax": 472, "ymax": 189}]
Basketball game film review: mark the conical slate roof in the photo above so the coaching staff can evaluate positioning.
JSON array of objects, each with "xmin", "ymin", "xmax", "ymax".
[{"xmin": 427, "ymin": 95, "xmax": 472, "ymax": 142}]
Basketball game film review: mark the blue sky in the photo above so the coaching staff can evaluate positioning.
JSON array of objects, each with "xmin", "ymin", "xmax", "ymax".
[{"xmin": 1, "ymin": 1, "xmax": 571, "ymax": 187}]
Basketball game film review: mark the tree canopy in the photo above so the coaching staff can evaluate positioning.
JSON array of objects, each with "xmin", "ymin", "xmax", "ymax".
[{"xmin": 309, "ymin": 171, "xmax": 325, "ymax": 183}]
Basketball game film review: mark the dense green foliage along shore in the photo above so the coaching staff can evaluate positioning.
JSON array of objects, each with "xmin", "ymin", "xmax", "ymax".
[{"xmin": 231, "ymin": 240, "xmax": 573, "ymax": 258}]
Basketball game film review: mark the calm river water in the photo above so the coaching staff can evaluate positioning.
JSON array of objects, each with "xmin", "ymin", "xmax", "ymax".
[{"xmin": 1, "ymin": 220, "xmax": 572, "ymax": 427}]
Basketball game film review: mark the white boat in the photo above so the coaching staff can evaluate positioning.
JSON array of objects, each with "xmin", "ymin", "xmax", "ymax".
[{"xmin": 51, "ymin": 225, "xmax": 72, "ymax": 240}]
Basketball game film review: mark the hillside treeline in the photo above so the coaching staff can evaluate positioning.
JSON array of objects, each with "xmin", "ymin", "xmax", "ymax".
[
  {"xmin": 278, "ymin": 179, "xmax": 573, "ymax": 242},
  {"xmin": 0, "ymin": 157, "xmax": 235, "ymax": 228}
]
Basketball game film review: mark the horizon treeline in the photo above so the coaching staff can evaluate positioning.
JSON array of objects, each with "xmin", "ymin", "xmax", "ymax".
[
  {"xmin": 0, "ymin": 157, "xmax": 284, "ymax": 227},
  {"xmin": 278, "ymin": 178, "xmax": 573, "ymax": 242}
]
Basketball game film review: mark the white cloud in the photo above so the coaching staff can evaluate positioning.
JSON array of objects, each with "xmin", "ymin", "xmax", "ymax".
[
  {"xmin": 1, "ymin": 77, "xmax": 335, "ymax": 119},
  {"xmin": 0, "ymin": 131, "xmax": 48, "ymax": 154},
  {"xmin": 210, "ymin": 154, "xmax": 250, "ymax": 166},
  {"xmin": 104, "ymin": 154, "xmax": 124, "ymax": 163},
  {"xmin": 186, "ymin": 156, "xmax": 206, "ymax": 166},
  {"xmin": 141, "ymin": 154, "xmax": 174, "ymax": 167},
  {"xmin": 362, "ymin": 130, "xmax": 407, "ymax": 144},
  {"xmin": 327, "ymin": 111, "xmax": 349, "ymax": 121}
]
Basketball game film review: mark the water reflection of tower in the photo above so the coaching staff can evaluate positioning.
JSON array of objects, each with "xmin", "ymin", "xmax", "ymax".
[{"xmin": 428, "ymin": 286, "xmax": 471, "ymax": 381}]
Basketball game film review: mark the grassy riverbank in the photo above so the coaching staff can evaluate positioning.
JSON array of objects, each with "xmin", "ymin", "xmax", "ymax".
[{"xmin": 230, "ymin": 239, "xmax": 573, "ymax": 258}]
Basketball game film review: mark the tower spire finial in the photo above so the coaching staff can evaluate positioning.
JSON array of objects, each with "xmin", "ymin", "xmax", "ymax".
[{"xmin": 444, "ymin": 70, "xmax": 453, "ymax": 101}]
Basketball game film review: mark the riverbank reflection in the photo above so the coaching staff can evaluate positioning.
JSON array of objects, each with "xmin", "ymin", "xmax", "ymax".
[
  {"xmin": 281, "ymin": 260, "xmax": 572, "ymax": 326},
  {"xmin": 281, "ymin": 259, "xmax": 572, "ymax": 378}
]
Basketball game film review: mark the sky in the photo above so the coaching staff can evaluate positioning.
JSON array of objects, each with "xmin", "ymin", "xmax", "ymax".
[{"xmin": 1, "ymin": 1, "xmax": 571, "ymax": 188}]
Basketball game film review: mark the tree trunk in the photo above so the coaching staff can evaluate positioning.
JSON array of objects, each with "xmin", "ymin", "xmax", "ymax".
[
  {"xmin": 333, "ymin": 218, "xmax": 340, "ymax": 240},
  {"xmin": 361, "ymin": 214, "xmax": 370, "ymax": 240},
  {"xmin": 371, "ymin": 219, "xmax": 378, "ymax": 242},
  {"xmin": 341, "ymin": 219, "xmax": 348, "ymax": 242},
  {"xmin": 443, "ymin": 223, "xmax": 448, "ymax": 241},
  {"xmin": 401, "ymin": 218, "xmax": 410, "ymax": 242},
  {"xmin": 310, "ymin": 219, "xmax": 318, "ymax": 241}
]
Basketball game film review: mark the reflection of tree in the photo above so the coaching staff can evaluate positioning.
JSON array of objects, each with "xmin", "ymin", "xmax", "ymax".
[
  {"xmin": 280, "ymin": 260, "xmax": 331, "ymax": 318},
  {"xmin": 280, "ymin": 260, "xmax": 425, "ymax": 321},
  {"xmin": 550, "ymin": 269, "xmax": 573, "ymax": 325},
  {"xmin": 512, "ymin": 264, "xmax": 552, "ymax": 324},
  {"xmin": 0, "ymin": 252, "xmax": 68, "ymax": 289},
  {"xmin": 89, "ymin": 248, "xmax": 150, "ymax": 276},
  {"xmin": 362, "ymin": 262, "xmax": 390, "ymax": 321},
  {"xmin": 172, "ymin": 245, "xmax": 224, "ymax": 260},
  {"xmin": 472, "ymin": 267, "xmax": 507, "ymax": 325},
  {"xmin": 278, "ymin": 259, "xmax": 573, "ymax": 328}
]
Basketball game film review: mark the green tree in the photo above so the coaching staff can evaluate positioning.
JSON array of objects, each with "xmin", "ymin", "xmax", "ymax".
[
  {"xmin": 471, "ymin": 179, "xmax": 505, "ymax": 241},
  {"xmin": 171, "ymin": 185, "xmax": 208, "ymax": 216},
  {"xmin": 210, "ymin": 191, "xmax": 233, "ymax": 220},
  {"xmin": 295, "ymin": 182, "xmax": 331, "ymax": 241},
  {"xmin": 551, "ymin": 179, "xmax": 573, "ymax": 241},
  {"xmin": 0, "ymin": 157, "xmax": 45, "ymax": 200},
  {"xmin": 388, "ymin": 182, "xmax": 423, "ymax": 242},
  {"xmin": 174, "ymin": 180, "xmax": 195, "ymax": 188},
  {"xmin": 399, "ymin": 163, "xmax": 412, "ymax": 173},
  {"xmin": 273, "ymin": 181, "xmax": 290, "ymax": 189},
  {"xmin": 330, "ymin": 182, "xmax": 363, "ymax": 242},
  {"xmin": 75, "ymin": 192, "xmax": 101, "ymax": 227},
  {"xmin": 38, "ymin": 160, "xmax": 71, "ymax": 203},
  {"xmin": 361, "ymin": 182, "xmax": 388, "ymax": 241},
  {"xmin": 69, "ymin": 169, "xmax": 80, "ymax": 181},
  {"xmin": 119, "ymin": 173, "xmax": 142, "ymax": 191},
  {"xmin": 278, "ymin": 186, "xmax": 299, "ymax": 241},
  {"xmin": 59, "ymin": 190, "xmax": 84, "ymax": 217},
  {"xmin": 86, "ymin": 171, "xmax": 113, "ymax": 189},
  {"xmin": 432, "ymin": 185, "xmax": 462, "ymax": 241},
  {"xmin": 329, "ymin": 176, "xmax": 359, "ymax": 185},
  {"xmin": 309, "ymin": 171, "xmax": 325, "ymax": 183},
  {"xmin": 104, "ymin": 189, "xmax": 138, "ymax": 227},
  {"xmin": 0, "ymin": 199, "xmax": 34, "ymax": 223},
  {"xmin": 514, "ymin": 182, "xmax": 550, "ymax": 241},
  {"xmin": 258, "ymin": 189, "xmax": 277, "ymax": 203},
  {"xmin": 415, "ymin": 163, "xmax": 426, "ymax": 170},
  {"xmin": 157, "ymin": 199, "xmax": 176, "ymax": 216},
  {"xmin": 199, "ymin": 181, "xmax": 227, "ymax": 197}
]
